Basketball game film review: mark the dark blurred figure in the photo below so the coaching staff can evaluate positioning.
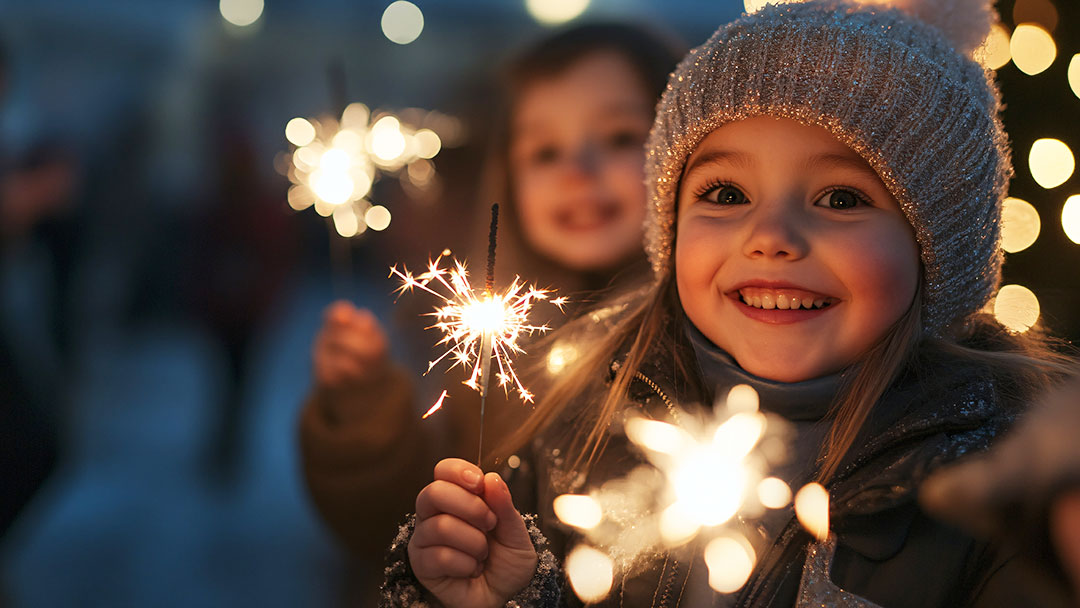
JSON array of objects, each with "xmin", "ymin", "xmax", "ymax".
[
  {"xmin": 0, "ymin": 40, "xmax": 76, "ymax": 546},
  {"xmin": 182, "ymin": 109, "xmax": 299, "ymax": 483}
]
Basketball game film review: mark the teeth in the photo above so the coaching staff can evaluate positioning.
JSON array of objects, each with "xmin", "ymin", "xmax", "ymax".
[{"xmin": 739, "ymin": 290, "xmax": 832, "ymax": 310}]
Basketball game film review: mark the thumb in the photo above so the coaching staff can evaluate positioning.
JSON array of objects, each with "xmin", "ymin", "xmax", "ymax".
[{"xmin": 483, "ymin": 472, "xmax": 532, "ymax": 550}]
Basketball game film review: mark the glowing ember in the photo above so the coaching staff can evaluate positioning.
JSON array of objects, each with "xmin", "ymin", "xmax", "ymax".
[
  {"xmin": 422, "ymin": 390, "xmax": 448, "ymax": 419},
  {"xmin": 794, "ymin": 482, "xmax": 830, "ymax": 541},
  {"xmin": 390, "ymin": 251, "xmax": 564, "ymax": 406},
  {"xmin": 565, "ymin": 545, "xmax": 614, "ymax": 603},
  {"xmin": 553, "ymin": 494, "xmax": 604, "ymax": 530}
]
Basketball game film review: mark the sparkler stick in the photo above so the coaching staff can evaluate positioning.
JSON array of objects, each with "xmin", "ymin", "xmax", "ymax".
[
  {"xmin": 326, "ymin": 56, "xmax": 352, "ymax": 297},
  {"xmin": 477, "ymin": 203, "xmax": 500, "ymax": 464},
  {"xmin": 389, "ymin": 204, "xmax": 567, "ymax": 466}
]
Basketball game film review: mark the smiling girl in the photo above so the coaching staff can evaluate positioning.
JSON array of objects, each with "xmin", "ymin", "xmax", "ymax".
[{"xmin": 387, "ymin": 1, "xmax": 1078, "ymax": 606}]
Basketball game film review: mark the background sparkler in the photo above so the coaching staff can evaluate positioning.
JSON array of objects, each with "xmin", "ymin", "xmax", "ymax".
[{"xmin": 390, "ymin": 204, "xmax": 566, "ymax": 463}]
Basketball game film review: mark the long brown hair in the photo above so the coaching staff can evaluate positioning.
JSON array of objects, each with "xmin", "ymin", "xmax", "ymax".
[{"xmin": 498, "ymin": 266, "xmax": 1077, "ymax": 484}]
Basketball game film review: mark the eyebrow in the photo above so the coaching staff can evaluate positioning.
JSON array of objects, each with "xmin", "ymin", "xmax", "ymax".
[
  {"xmin": 805, "ymin": 152, "xmax": 881, "ymax": 182},
  {"xmin": 682, "ymin": 149, "xmax": 755, "ymax": 178},
  {"xmin": 682, "ymin": 149, "xmax": 880, "ymax": 182}
]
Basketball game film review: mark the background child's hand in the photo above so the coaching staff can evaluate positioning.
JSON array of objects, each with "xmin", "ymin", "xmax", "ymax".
[
  {"xmin": 408, "ymin": 458, "xmax": 537, "ymax": 608},
  {"xmin": 311, "ymin": 301, "xmax": 389, "ymax": 389}
]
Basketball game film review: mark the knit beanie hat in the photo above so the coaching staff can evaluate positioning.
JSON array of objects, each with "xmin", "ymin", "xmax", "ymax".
[{"xmin": 645, "ymin": 0, "xmax": 1011, "ymax": 335}]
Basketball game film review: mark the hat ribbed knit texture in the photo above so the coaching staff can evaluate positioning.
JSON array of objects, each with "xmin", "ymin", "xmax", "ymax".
[{"xmin": 645, "ymin": 0, "xmax": 1011, "ymax": 335}]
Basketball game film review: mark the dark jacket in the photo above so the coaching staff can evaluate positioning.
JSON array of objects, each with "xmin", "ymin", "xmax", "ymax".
[{"xmin": 502, "ymin": 322, "xmax": 1074, "ymax": 607}]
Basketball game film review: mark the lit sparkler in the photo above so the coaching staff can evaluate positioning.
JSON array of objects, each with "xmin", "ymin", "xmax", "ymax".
[
  {"xmin": 390, "ymin": 204, "xmax": 566, "ymax": 461},
  {"xmin": 555, "ymin": 384, "xmax": 795, "ymax": 601}
]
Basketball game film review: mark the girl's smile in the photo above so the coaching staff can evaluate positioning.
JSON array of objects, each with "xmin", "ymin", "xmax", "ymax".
[
  {"xmin": 728, "ymin": 281, "xmax": 839, "ymax": 324},
  {"xmin": 675, "ymin": 117, "xmax": 921, "ymax": 382}
]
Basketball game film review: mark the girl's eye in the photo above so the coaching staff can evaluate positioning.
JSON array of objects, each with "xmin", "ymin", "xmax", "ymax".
[
  {"xmin": 701, "ymin": 184, "xmax": 748, "ymax": 206},
  {"xmin": 530, "ymin": 145, "xmax": 560, "ymax": 165},
  {"xmin": 817, "ymin": 189, "xmax": 866, "ymax": 210},
  {"xmin": 606, "ymin": 129, "xmax": 645, "ymax": 150}
]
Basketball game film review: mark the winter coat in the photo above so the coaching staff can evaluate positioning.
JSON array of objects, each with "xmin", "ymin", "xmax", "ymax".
[{"xmin": 381, "ymin": 303, "xmax": 1074, "ymax": 606}]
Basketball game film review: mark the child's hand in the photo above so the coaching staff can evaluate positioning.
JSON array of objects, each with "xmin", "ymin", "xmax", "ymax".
[
  {"xmin": 408, "ymin": 458, "xmax": 537, "ymax": 608},
  {"xmin": 312, "ymin": 301, "xmax": 389, "ymax": 389}
]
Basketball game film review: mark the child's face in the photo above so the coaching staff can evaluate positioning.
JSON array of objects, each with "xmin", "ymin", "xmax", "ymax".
[
  {"xmin": 510, "ymin": 51, "xmax": 653, "ymax": 272},
  {"xmin": 675, "ymin": 117, "xmax": 920, "ymax": 382}
]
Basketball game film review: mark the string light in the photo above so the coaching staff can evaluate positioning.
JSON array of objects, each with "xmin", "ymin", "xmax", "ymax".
[
  {"xmin": 974, "ymin": 24, "xmax": 1012, "ymax": 70},
  {"xmin": 1069, "ymin": 55, "xmax": 1080, "ymax": 100},
  {"xmin": 993, "ymin": 284, "xmax": 1041, "ymax": 333},
  {"xmin": 1001, "ymin": 197, "xmax": 1041, "ymax": 253},
  {"xmin": 1029, "ymin": 138, "xmax": 1075, "ymax": 189},
  {"xmin": 1010, "ymin": 23, "xmax": 1056, "ymax": 76},
  {"xmin": 219, "ymin": 0, "xmax": 264, "ymax": 27},
  {"xmin": 525, "ymin": 0, "xmax": 589, "ymax": 25},
  {"xmin": 1061, "ymin": 195, "xmax": 1080, "ymax": 245},
  {"xmin": 382, "ymin": 1, "xmax": 424, "ymax": 45}
]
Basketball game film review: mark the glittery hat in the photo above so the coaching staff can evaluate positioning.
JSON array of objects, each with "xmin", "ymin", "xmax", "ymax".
[{"xmin": 645, "ymin": 0, "xmax": 1011, "ymax": 335}]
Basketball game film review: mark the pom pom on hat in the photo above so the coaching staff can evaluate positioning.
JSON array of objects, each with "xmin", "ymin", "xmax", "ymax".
[{"xmin": 851, "ymin": 0, "xmax": 996, "ymax": 56}]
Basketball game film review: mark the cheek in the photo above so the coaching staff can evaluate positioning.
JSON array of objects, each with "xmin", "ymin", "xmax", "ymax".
[
  {"xmin": 674, "ymin": 218, "xmax": 720, "ymax": 303},
  {"xmin": 844, "ymin": 224, "xmax": 921, "ymax": 319}
]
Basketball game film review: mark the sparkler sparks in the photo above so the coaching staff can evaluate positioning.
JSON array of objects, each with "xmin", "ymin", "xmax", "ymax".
[
  {"xmin": 554, "ymin": 384, "xmax": 796, "ymax": 600},
  {"xmin": 390, "ymin": 250, "xmax": 565, "ymax": 417}
]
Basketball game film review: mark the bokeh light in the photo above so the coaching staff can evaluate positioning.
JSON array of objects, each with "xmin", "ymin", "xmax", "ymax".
[
  {"xmin": 342, "ymin": 103, "xmax": 371, "ymax": 129},
  {"xmin": 993, "ymin": 284, "xmax": 1041, "ymax": 333},
  {"xmin": 553, "ymin": 494, "xmax": 603, "ymax": 530},
  {"xmin": 370, "ymin": 116, "xmax": 408, "ymax": 162},
  {"xmin": 365, "ymin": 205, "xmax": 392, "ymax": 231},
  {"xmin": 413, "ymin": 129, "xmax": 442, "ymax": 159},
  {"xmin": 974, "ymin": 24, "xmax": 1012, "ymax": 70},
  {"xmin": 1013, "ymin": 0, "xmax": 1059, "ymax": 33},
  {"xmin": 287, "ymin": 185, "xmax": 314, "ymax": 211},
  {"xmin": 382, "ymin": 1, "xmax": 424, "ymax": 45},
  {"xmin": 1069, "ymin": 55, "xmax": 1080, "ymax": 100},
  {"xmin": 1061, "ymin": 195, "xmax": 1080, "ymax": 244},
  {"xmin": 794, "ymin": 483, "xmax": 829, "ymax": 541},
  {"xmin": 704, "ymin": 536, "xmax": 755, "ymax": 593},
  {"xmin": 725, "ymin": 383, "xmax": 759, "ymax": 413},
  {"xmin": 565, "ymin": 545, "xmax": 613, "ymax": 603},
  {"xmin": 332, "ymin": 205, "xmax": 360, "ymax": 238},
  {"xmin": 744, "ymin": 0, "xmax": 800, "ymax": 13},
  {"xmin": 1029, "ymin": 138, "xmax": 1075, "ymax": 189},
  {"xmin": 310, "ymin": 170, "xmax": 354, "ymax": 206},
  {"xmin": 525, "ymin": 0, "xmax": 589, "ymax": 25},
  {"xmin": 1010, "ymin": 23, "xmax": 1056, "ymax": 76},
  {"xmin": 1000, "ymin": 197, "xmax": 1041, "ymax": 253},
  {"xmin": 219, "ymin": 0, "xmax": 264, "ymax": 27},
  {"xmin": 285, "ymin": 118, "xmax": 316, "ymax": 147},
  {"xmin": 757, "ymin": 477, "xmax": 792, "ymax": 509}
]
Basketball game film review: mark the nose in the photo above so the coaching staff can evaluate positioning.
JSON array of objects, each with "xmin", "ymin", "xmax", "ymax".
[
  {"xmin": 741, "ymin": 202, "xmax": 809, "ymax": 260},
  {"xmin": 564, "ymin": 140, "xmax": 602, "ymax": 180}
]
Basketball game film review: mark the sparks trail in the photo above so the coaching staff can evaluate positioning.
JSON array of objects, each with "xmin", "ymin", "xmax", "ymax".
[{"xmin": 389, "ymin": 250, "xmax": 568, "ymax": 416}]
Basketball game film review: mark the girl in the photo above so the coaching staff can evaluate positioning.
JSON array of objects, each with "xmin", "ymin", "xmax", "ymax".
[
  {"xmin": 390, "ymin": 1, "xmax": 1078, "ymax": 606},
  {"xmin": 298, "ymin": 22, "xmax": 684, "ymax": 603}
]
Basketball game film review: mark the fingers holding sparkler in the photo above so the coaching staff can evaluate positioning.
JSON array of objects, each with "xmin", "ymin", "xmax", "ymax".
[{"xmin": 312, "ymin": 301, "xmax": 389, "ymax": 389}]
